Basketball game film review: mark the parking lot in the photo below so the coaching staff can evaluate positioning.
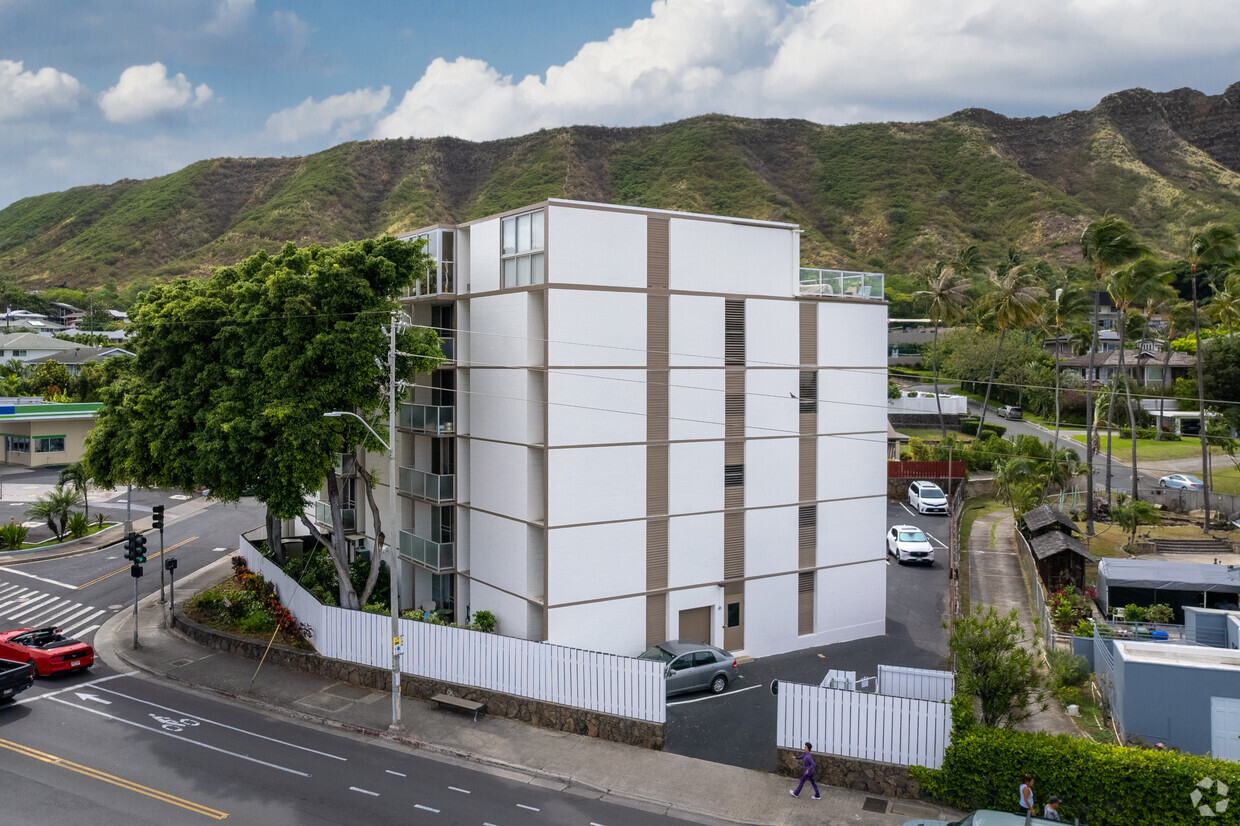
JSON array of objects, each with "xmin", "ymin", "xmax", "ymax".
[{"xmin": 663, "ymin": 498, "xmax": 952, "ymax": 771}]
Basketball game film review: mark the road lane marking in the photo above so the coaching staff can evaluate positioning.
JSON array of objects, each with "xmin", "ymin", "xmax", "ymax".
[
  {"xmin": 75, "ymin": 692, "xmax": 112, "ymax": 705},
  {"xmin": 1, "ymin": 568, "xmax": 78, "ymax": 589},
  {"xmin": 0, "ymin": 737, "xmax": 228, "ymax": 820},
  {"xmin": 9, "ymin": 594, "xmax": 57, "ymax": 621},
  {"xmin": 76, "ymin": 536, "xmax": 198, "ymax": 589},
  {"xmin": 47, "ymin": 696, "xmax": 311, "ymax": 776},
  {"xmin": 900, "ymin": 503, "xmax": 918, "ymax": 517},
  {"xmin": 517, "ymin": 803, "xmax": 540, "ymax": 811},
  {"xmin": 18, "ymin": 597, "xmax": 85, "ymax": 625},
  {"xmin": 350, "ymin": 787, "xmax": 379, "ymax": 797},
  {"xmin": 924, "ymin": 531, "xmax": 947, "ymax": 549},
  {"xmin": 667, "ymin": 684, "xmax": 761, "ymax": 706},
  {"xmin": 385, "ymin": 769, "xmax": 406, "ymax": 777},
  {"xmin": 448, "ymin": 786, "xmax": 470, "ymax": 794},
  {"xmin": 94, "ymin": 685, "xmax": 349, "ymax": 761},
  {"xmin": 58, "ymin": 609, "xmax": 105, "ymax": 637},
  {"xmin": 16, "ymin": 672, "xmax": 133, "ymax": 705},
  {"xmin": 415, "ymin": 804, "xmax": 440, "ymax": 813}
]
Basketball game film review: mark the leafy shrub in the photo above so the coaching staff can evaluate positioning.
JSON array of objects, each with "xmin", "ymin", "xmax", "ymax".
[
  {"xmin": 472, "ymin": 610, "xmax": 497, "ymax": 633},
  {"xmin": 189, "ymin": 591, "xmax": 226, "ymax": 614},
  {"xmin": 1073, "ymin": 619, "xmax": 1094, "ymax": 638},
  {"xmin": 67, "ymin": 512, "xmax": 91, "ymax": 539},
  {"xmin": 1047, "ymin": 648, "xmax": 1090, "ymax": 690},
  {"xmin": 1123, "ymin": 603, "xmax": 1148, "ymax": 623},
  {"xmin": 960, "ymin": 418, "xmax": 1007, "ymax": 438},
  {"xmin": 912, "ymin": 724, "xmax": 1240, "ymax": 825},
  {"xmin": 0, "ymin": 518, "xmax": 28, "ymax": 550},
  {"xmin": 362, "ymin": 602, "xmax": 389, "ymax": 615},
  {"xmin": 237, "ymin": 609, "xmax": 277, "ymax": 634},
  {"xmin": 1146, "ymin": 603, "xmax": 1174, "ymax": 624}
]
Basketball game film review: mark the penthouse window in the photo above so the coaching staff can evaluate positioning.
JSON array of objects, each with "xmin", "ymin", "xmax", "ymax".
[{"xmin": 501, "ymin": 210, "xmax": 545, "ymax": 288}]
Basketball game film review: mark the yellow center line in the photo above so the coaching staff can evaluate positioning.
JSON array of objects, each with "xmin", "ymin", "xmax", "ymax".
[
  {"xmin": 0, "ymin": 737, "xmax": 228, "ymax": 819},
  {"xmin": 77, "ymin": 536, "xmax": 199, "ymax": 590}
]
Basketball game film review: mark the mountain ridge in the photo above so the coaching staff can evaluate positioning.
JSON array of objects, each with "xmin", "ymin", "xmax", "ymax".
[{"xmin": 3, "ymin": 82, "xmax": 1240, "ymax": 288}]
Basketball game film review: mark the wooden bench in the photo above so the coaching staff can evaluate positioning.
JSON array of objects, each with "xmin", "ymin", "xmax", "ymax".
[{"xmin": 430, "ymin": 693, "xmax": 486, "ymax": 722}]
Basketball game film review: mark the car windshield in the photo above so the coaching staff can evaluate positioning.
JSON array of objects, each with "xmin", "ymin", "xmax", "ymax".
[
  {"xmin": 921, "ymin": 484, "xmax": 944, "ymax": 497},
  {"xmin": 898, "ymin": 530, "xmax": 927, "ymax": 542},
  {"xmin": 638, "ymin": 645, "xmax": 674, "ymax": 663}
]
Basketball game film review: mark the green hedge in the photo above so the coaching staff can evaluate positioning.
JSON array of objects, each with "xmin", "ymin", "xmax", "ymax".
[
  {"xmin": 961, "ymin": 418, "xmax": 1007, "ymax": 439},
  {"xmin": 913, "ymin": 717, "xmax": 1240, "ymax": 825}
]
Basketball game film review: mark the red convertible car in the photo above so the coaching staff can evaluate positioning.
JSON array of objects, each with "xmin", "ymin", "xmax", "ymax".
[{"xmin": 0, "ymin": 627, "xmax": 94, "ymax": 676}]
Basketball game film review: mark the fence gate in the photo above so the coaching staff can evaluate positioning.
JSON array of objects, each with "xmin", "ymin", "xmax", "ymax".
[{"xmin": 877, "ymin": 665, "xmax": 954, "ymax": 702}]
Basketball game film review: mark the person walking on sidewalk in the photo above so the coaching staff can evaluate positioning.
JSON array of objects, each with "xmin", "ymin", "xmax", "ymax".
[
  {"xmin": 1042, "ymin": 795, "xmax": 1062, "ymax": 821},
  {"xmin": 790, "ymin": 742, "xmax": 821, "ymax": 800},
  {"xmin": 1019, "ymin": 774, "xmax": 1036, "ymax": 816}
]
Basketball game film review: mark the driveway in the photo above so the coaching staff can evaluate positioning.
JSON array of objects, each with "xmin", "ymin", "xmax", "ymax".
[{"xmin": 663, "ymin": 501, "xmax": 951, "ymax": 771}]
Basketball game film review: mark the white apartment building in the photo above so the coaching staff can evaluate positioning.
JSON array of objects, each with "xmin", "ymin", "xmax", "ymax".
[{"xmin": 324, "ymin": 199, "xmax": 888, "ymax": 659}]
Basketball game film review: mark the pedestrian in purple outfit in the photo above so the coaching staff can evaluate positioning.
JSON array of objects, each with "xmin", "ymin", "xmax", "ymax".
[{"xmin": 790, "ymin": 742, "xmax": 821, "ymax": 799}]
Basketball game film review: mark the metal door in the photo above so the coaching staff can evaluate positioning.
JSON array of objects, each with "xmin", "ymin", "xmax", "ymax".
[
  {"xmin": 724, "ymin": 596, "xmax": 743, "ymax": 651},
  {"xmin": 1212, "ymin": 696, "xmax": 1240, "ymax": 761},
  {"xmin": 678, "ymin": 607, "xmax": 711, "ymax": 646}
]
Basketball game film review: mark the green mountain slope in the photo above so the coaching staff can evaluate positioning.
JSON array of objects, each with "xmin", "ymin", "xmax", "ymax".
[{"xmin": 3, "ymin": 82, "xmax": 1240, "ymax": 288}]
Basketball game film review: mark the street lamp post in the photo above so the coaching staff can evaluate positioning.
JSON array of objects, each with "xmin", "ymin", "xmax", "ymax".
[{"xmin": 324, "ymin": 401, "xmax": 401, "ymax": 732}]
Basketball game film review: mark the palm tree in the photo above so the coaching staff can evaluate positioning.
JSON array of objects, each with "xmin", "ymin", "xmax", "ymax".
[
  {"xmin": 1113, "ymin": 495, "xmax": 1162, "ymax": 551},
  {"xmin": 26, "ymin": 484, "xmax": 83, "ymax": 541},
  {"xmin": 1207, "ymin": 272, "xmax": 1240, "ymax": 340},
  {"xmin": 1150, "ymin": 299, "xmax": 1195, "ymax": 439},
  {"xmin": 915, "ymin": 258, "xmax": 973, "ymax": 438},
  {"xmin": 1039, "ymin": 447, "xmax": 1086, "ymax": 509},
  {"xmin": 58, "ymin": 461, "xmax": 91, "ymax": 522},
  {"xmin": 1105, "ymin": 258, "xmax": 1175, "ymax": 504},
  {"xmin": 1182, "ymin": 225, "xmax": 1240, "ymax": 532},
  {"xmin": 1079, "ymin": 216, "xmax": 1149, "ymax": 535},
  {"xmin": 1040, "ymin": 278, "xmax": 1091, "ymax": 446},
  {"xmin": 976, "ymin": 257, "xmax": 1046, "ymax": 436}
]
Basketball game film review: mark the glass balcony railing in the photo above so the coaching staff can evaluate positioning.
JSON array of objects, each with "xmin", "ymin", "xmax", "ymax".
[
  {"xmin": 399, "ymin": 529, "xmax": 455, "ymax": 573},
  {"xmin": 398, "ymin": 466, "xmax": 455, "ymax": 503},
  {"xmin": 313, "ymin": 500, "xmax": 356, "ymax": 532},
  {"xmin": 438, "ymin": 336, "xmax": 455, "ymax": 363},
  {"xmin": 407, "ymin": 264, "xmax": 455, "ymax": 298},
  {"xmin": 799, "ymin": 268, "xmax": 884, "ymax": 300},
  {"xmin": 398, "ymin": 402, "xmax": 455, "ymax": 434}
]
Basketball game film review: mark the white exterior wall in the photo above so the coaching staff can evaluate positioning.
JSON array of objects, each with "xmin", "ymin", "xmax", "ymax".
[
  {"xmin": 547, "ymin": 369, "xmax": 645, "ymax": 446},
  {"xmin": 668, "ymin": 369, "xmax": 724, "ymax": 441},
  {"xmin": 469, "ymin": 218, "xmax": 501, "ymax": 293},
  {"xmin": 547, "ymin": 445, "xmax": 644, "ymax": 526},
  {"xmin": 667, "ymin": 586, "xmax": 724, "ymax": 648},
  {"xmin": 668, "ymin": 513, "xmax": 723, "ymax": 588},
  {"xmin": 469, "ymin": 439, "xmax": 538, "ymax": 522},
  {"xmin": 468, "ymin": 510, "xmax": 533, "ymax": 599},
  {"xmin": 744, "ymin": 370, "xmax": 798, "ymax": 440},
  {"xmin": 469, "ymin": 368, "xmax": 536, "ymax": 444},
  {"xmin": 745, "ymin": 506, "xmax": 798, "ymax": 577},
  {"xmin": 744, "ymin": 574, "xmax": 799, "ymax": 655},
  {"xmin": 819, "ymin": 497, "xmax": 885, "ymax": 567},
  {"xmin": 471, "ymin": 292, "xmax": 541, "ymax": 368},
  {"xmin": 547, "ymin": 597, "xmax": 646, "ymax": 655},
  {"xmin": 669, "ymin": 441, "xmax": 723, "ymax": 514},
  {"xmin": 547, "ymin": 521, "xmax": 645, "ymax": 606},
  {"xmin": 547, "ymin": 290, "xmax": 645, "ymax": 367},
  {"xmin": 818, "ymin": 301, "xmax": 886, "ymax": 367},
  {"xmin": 815, "ymin": 561, "xmax": 886, "ymax": 644},
  {"xmin": 547, "ymin": 204, "xmax": 646, "ymax": 289},
  {"xmin": 669, "ymin": 294, "xmax": 723, "ymax": 367},
  {"xmin": 471, "ymin": 580, "xmax": 532, "ymax": 639},
  {"xmin": 821, "ymin": 368, "xmax": 888, "ymax": 433},
  {"xmin": 668, "ymin": 218, "xmax": 794, "ymax": 297},
  {"xmin": 746, "ymin": 299, "xmax": 799, "ymax": 368},
  {"xmin": 818, "ymin": 434, "xmax": 886, "ymax": 503},
  {"xmin": 745, "ymin": 438, "xmax": 799, "ymax": 509}
]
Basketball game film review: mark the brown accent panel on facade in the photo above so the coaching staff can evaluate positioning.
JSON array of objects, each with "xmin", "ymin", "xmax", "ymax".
[
  {"xmin": 725, "ymin": 299, "xmax": 745, "ymax": 366},
  {"xmin": 646, "ymin": 593, "xmax": 667, "ymax": 649},
  {"xmin": 647, "ymin": 217, "xmax": 669, "ymax": 291},
  {"xmin": 797, "ymin": 571, "xmax": 815, "ymax": 635},
  {"xmin": 724, "ymin": 510, "xmax": 745, "ymax": 580},
  {"xmin": 798, "ymin": 504, "xmax": 816, "ymax": 569},
  {"xmin": 800, "ymin": 302, "xmax": 817, "ymax": 366},
  {"xmin": 798, "ymin": 435, "xmax": 816, "ymax": 503},
  {"xmin": 646, "ymin": 215, "xmax": 671, "ymax": 648}
]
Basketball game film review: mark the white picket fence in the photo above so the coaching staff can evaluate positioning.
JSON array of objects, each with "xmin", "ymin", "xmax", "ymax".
[
  {"xmin": 237, "ymin": 538, "xmax": 665, "ymax": 724},
  {"xmin": 877, "ymin": 665, "xmax": 954, "ymax": 702},
  {"xmin": 777, "ymin": 680, "xmax": 951, "ymax": 769}
]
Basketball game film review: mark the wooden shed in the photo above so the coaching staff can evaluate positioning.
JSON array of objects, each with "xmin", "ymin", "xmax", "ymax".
[{"xmin": 1021, "ymin": 504, "xmax": 1095, "ymax": 593}]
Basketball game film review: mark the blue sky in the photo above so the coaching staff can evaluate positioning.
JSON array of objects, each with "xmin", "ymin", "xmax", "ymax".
[{"xmin": 1, "ymin": 0, "xmax": 1239, "ymax": 209}]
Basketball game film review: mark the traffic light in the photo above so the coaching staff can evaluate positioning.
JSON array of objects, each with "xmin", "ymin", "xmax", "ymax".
[
  {"xmin": 130, "ymin": 564, "xmax": 143, "ymax": 578},
  {"xmin": 133, "ymin": 533, "xmax": 147, "ymax": 565},
  {"xmin": 151, "ymin": 505, "xmax": 164, "ymax": 531},
  {"xmin": 123, "ymin": 531, "xmax": 137, "ymax": 561}
]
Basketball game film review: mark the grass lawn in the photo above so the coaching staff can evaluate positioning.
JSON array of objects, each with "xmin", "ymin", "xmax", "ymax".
[
  {"xmin": 1082, "ymin": 521, "xmax": 1240, "ymax": 558},
  {"xmin": 1210, "ymin": 464, "xmax": 1240, "ymax": 495},
  {"xmin": 895, "ymin": 427, "xmax": 975, "ymax": 443},
  {"xmin": 1069, "ymin": 433, "xmax": 1225, "ymax": 462},
  {"xmin": 10, "ymin": 522, "xmax": 115, "ymax": 550}
]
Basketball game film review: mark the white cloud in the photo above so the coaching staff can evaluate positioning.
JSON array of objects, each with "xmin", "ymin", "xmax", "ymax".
[
  {"xmin": 263, "ymin": 86, "xmax": 391, "ymax": 143},
  {"xmin": 374, "ymin": 0, "xmax": 1240, "ymax": 141},
  {"xmin": 271, "ymin": 10, "xmax": 311, "ymax": 55},
  {"xmin": 205, "ymin": 0, "xmax": 255, "ymax": 34},
  {"xmin": 0, "ymin": 60, "xmax": 81, "ymax": 122},
  {"xmin": 99, "ymin": 63, "xmax": 213, "ymax": 123}
]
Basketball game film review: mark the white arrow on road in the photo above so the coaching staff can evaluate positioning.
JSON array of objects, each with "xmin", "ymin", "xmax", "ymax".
[{"xmin": 74, "ymin": 692, "xmax": 112, "ymax": 705}]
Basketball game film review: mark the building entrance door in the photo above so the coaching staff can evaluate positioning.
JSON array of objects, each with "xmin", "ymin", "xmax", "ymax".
[
  {"xmin": 723, "ymin": 595, "xmax": 743, "ymax": 651},
  {"xmin": 1212, "ymin": 696, "xmax": 1240, "ymax": 761},
  {"xmin": 678, "ymin": 607, "xmax": 711, "ymax": 646}
]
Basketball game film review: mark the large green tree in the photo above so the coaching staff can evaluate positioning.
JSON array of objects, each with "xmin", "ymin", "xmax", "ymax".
[
  {"xmin": 950, "ymin": 605, "xmax": 1046, "ymax": 729},
  {"xmin": 85, "ymin": 238, "xmax": 443, "ymax": 609},
  {"xmin": 1079, "ymin": 216, "xmax": 1148, "ymax": 535},
  {"xmin": 915, "ymin": 252, "xmax": 974, "ymax": 438},
  {"xmin": 1040, "ymin": 276, "xmax": 1091, "ymax": 446},
  {"xmin": 975, "ymin": 255, "xmax": 1046, "ymax": 435}
]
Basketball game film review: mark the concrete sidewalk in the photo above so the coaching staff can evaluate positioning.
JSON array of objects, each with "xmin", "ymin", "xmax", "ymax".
[{"xmin": 95, "ymin": 555, "xmax": 959, "ymax": 826}]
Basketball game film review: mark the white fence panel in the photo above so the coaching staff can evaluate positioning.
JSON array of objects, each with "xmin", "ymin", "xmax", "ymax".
[
  {"xmin": 237, "ymin": 536, "xmax": 664, "ymax": 723},
  {"xmin": 878, "ymin": 665, "xmax": 955, "ymax": 702},
  {"xmin": 777, "ymin": 680, "xmax": 951, "ymax": 769}
]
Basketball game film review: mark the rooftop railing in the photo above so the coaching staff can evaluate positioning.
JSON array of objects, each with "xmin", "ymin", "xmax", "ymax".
[{"xmin": 799, "ymin": 268, "xmax": 884, "ymax": 300}]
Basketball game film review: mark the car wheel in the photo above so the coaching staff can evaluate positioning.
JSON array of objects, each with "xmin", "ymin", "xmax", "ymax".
[
  {"xmin": 710, "ymin": 675, "xmax": 727, "ymax": 694},
  {"xmin": 27, "ymin": 659, "xmax": 38, "ymax": 678},
  {"xmin": 1159, "ymin": 480, "xmax": 1167, "ymax": 488}
]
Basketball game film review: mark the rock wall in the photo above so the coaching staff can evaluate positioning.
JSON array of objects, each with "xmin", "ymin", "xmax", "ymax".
[
  {"xmin": 777, "ymin": 747, "xmax": 931, "ymax": 800},
  {"xmin": 172, "ymin": 611, "xmax": 665, "ymax": 750}
]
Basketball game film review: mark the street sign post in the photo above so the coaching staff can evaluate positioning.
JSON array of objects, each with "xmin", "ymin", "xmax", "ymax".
[{"xmin": 165, "ymin": 557, "xmax": 178, "ymax": 612}]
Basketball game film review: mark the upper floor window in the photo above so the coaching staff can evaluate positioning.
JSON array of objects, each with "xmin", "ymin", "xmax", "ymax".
[{"xmin": 501, "ymin": 210, "xmax": 544, "ymax": 288}]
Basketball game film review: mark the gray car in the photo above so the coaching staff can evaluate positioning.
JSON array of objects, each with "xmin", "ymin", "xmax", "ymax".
[{"xmin": 638, "ymin": 640, "xmax": 738, "ymax": 696}]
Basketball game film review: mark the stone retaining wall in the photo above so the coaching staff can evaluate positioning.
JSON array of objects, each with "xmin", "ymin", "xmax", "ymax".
[
  {"xmin": 776, "ymin": 747, "xmax": 930, "ymax": 800},
  {"xmin": 172, "ymin": 611, "xmax": 665, "ymax": 750}
]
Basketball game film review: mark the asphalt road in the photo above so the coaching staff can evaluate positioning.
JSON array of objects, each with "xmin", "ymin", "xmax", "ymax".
[
  {"xmin": 1, "ymin": 489, "xmax": 265, "ymax": 647},
  {"xmin": 4, "ymin": 665, "xmax": 690, "ymax": 825},
  {"xmin": 663, "ymin": 501, "xmax": 951, "ymax": 772}
]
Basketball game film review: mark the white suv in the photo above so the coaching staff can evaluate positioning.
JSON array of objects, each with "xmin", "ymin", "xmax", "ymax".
[{"xmin": 908, "ymin": 480, "xmax": 948, "ymax": 515}]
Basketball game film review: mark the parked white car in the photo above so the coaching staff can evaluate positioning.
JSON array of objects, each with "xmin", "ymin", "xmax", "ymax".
[
  {"xmin": 908, "ymin": 480, "xmax": 948, "ymax": 514},
  {"xmin": 887, "ymin": 525, "xmax": 934, "ymax": 564}
]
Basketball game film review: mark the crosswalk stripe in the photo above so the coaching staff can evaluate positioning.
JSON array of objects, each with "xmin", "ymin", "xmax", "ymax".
[
  {"xmin": 72, "ymin": 624, "xmax": 101, "ymax": 638},
  {"xmin": 9, "ymin": 595, "xmax": 58, "ymax": 621},
  {"xmin": 46, "ymin": 605, "xmax": 94, "ymax": 631},
  {"xmin": 59, "ymin": 611, "xmax": 104, "ymax": 637},
  {"xmin": 0, "ymin": 583, "xmax": 25, "ymax": 599},
  {"xmin": 0, "ymin": 588, "xmax": 37, "ymax": 613},
  {"xmin": 22, "ymin": 601, "xmax": 84, "ymax": 626}
]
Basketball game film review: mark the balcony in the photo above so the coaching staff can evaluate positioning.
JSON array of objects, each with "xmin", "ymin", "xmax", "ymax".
[
  {"xmin": 407, "ymin": 265, "xmax": 455, "ymax": 298},
  {"xmin": 799, "ymin": 268, "xmax": 884, "ymax": 300},
  {"xmin": 399, "ymin": 402, "xmax": 455, "ymax": 434},
  {"xmin": 398, "ymin": 466, "xmax": 455, "ymax": 503},
  {"xmin": 313, "ymin": 500, "xmax": 356, "ymax": 532},
  {"xmin": 399, "ymin": 529, "xmax": 455, "ymax": 573},
  {"xmin": 438, "ymin": 336, "xmax": 455, "ymax": 364}
]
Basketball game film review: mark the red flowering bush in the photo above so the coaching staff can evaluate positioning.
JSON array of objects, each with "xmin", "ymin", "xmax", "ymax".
[{"xmin": 230, "ymin": 556, "xmax": 313, "ymax": 643}]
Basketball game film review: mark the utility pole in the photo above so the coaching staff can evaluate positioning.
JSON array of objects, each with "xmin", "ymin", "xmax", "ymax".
[{"xmin": 387, "ymin": 310, "xmax": 402, "ymax": 732}]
